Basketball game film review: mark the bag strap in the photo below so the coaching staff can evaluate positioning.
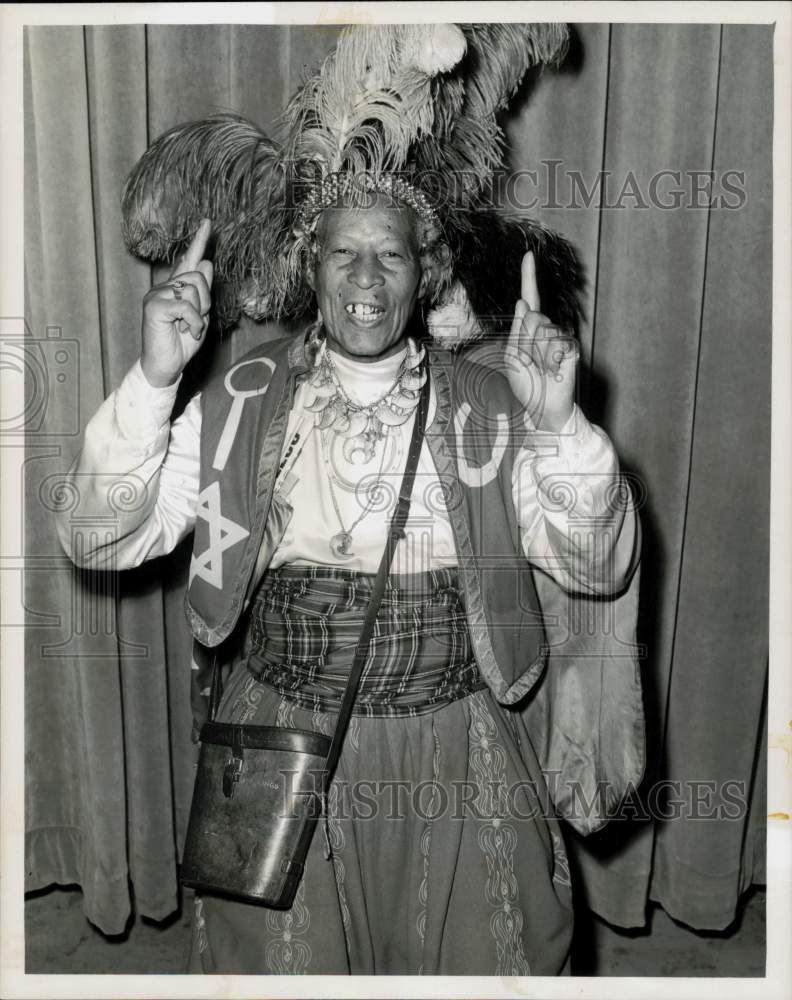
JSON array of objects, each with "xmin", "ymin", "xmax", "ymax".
[{"xmin": 320, "ymin": 360, "xmax": 430, "ymax": 792}]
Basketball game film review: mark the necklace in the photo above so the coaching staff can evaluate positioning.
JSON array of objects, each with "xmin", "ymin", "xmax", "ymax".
[
  {"xmin": 320, "ymin": 428, "xmax": 390, "ymax": 558},
  {"xmin": 304, "ymin": 338, "xmax": 426, "ymax": 465}
]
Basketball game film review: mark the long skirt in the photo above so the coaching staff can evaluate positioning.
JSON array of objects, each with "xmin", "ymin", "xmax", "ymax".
[{"xmin": 186, "ymin": 665, "xmax": 574, "ymax": 975}]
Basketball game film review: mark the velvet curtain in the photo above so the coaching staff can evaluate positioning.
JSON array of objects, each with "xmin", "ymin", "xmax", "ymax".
[{"xmin": 24, "ymin": 23, "xmax": 770, "ymax": 938}]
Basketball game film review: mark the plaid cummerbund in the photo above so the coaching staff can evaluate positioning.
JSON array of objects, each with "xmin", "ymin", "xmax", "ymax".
[{"xmin": 245, "ymin": 565, "xmax": 486, "ymax": 718}]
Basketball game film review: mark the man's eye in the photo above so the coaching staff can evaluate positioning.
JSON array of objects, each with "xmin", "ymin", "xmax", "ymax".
[
  {"xmin": 330, "ymin": 248, "xmax": 353, "ymax": 257},
  {"xmin": 381, "ymin": 251, "xmax": 404, "ymax": 260}
]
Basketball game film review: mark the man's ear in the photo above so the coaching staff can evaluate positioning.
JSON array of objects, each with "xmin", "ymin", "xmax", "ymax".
[
  {"xmin": 420, "ymin": 242, "xmax": 452, "ymax": 299},
  {"xmin": 305, "ymin": 258, "xmax": 317, "ymax": 293}
]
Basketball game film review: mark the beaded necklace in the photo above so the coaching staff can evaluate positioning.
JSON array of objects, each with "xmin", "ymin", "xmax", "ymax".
[{"xmin": 304, "ymin": 338, "xmax": 426, "ymax": 464}]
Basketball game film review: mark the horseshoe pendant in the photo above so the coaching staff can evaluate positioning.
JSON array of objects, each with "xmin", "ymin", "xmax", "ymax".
[{"xmin": 329, "ymin": 531, "xmax": 355, "ymax": 558}]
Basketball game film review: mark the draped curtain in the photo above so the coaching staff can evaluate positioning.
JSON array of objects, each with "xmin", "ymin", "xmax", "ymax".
[{"xmin": 24, "ymin": 23, "xmax": 770, "ymax": 938}]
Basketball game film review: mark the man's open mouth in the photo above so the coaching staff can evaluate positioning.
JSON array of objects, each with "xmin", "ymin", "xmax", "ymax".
[{"xmin": 345, "ymin": 303, "xmax": 385, "ymax": 321}]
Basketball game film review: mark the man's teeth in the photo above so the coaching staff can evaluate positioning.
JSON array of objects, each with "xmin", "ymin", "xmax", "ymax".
[{"xmin": 345, "ymin": 303, "xmax": 384, "ymax": 318}]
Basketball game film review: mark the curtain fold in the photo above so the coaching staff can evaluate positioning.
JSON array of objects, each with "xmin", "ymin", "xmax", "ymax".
[
  {"xmin": 647, "ymin": 22, "xmax": 772, "ymax": 930},
  {"xmin": 24, "ymin": 26, "xmax": 130, "ymax": 933},
  {"xmin": 24, "ymin": 22, "xmax": 770, "ymax": 938}
]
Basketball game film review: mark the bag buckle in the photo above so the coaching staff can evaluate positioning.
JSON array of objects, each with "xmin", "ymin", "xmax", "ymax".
[
  {"xmin": 222, "ymin": 754, "xmax": 243, "ymax": 797},
  {"xmin": 390, "ymin": 496, "xmax": 410, "ymax": 541},
  {"xmin": 222, "ymin": 727, "xmax": 245, "ymax": 798}
]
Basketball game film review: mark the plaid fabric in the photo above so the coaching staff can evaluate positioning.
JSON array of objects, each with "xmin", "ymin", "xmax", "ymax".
[{"xmin": 246, "ymin": 565, "xmax": 486, "ymax": 718}]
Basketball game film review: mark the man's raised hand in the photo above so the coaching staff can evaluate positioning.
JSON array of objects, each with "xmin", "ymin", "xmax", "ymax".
[
  {"xmin": 140, "ymin": 219, "xmax": 214, "ymax": 388},
  {"xmin": 505, "ymin": 251, "xmax": 579, "ymax": 432}
]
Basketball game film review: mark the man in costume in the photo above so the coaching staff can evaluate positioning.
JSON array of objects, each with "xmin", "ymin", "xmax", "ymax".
[{"xmin": 56, "ymin": 24, "xmax": 641, "ymax": 975}]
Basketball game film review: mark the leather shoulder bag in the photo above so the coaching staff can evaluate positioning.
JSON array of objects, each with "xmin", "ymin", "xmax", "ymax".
[{"xmin": 180, "ymin": 364, "xmax": 430, "ymax": 909}]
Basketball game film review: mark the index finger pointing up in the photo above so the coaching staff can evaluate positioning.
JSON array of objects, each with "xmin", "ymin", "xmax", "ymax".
[
  {"xmin": 170, "ymin": 218, "xmax": 212, "ymax": 279},
  {"xmin": 521, "ymin": 251, "xmax": 541, "ymax": 313}
]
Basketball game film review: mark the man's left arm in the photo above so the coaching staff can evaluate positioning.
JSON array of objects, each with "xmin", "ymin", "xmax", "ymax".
[{"xmin": 504, "ymin": 251, "xmax": 639, "ymax": 595}]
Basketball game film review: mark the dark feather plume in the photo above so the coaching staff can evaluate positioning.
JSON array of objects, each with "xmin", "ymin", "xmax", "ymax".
[
  {"xmin": 454, "ymin": 212, "xmax": 585, "ymax": 336},
  {"xmin": 120, "ymin": 114, "xmax": 285, "ymax": 325}
]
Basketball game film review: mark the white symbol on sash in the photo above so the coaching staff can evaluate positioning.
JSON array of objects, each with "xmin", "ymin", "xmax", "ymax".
[
  {"xmin": 212, "ymin": 357, "xmax": 276, "ymax": 472},
  {"xmin": 189, "ymin": 481, "xmax": 249, "ymax": 589},
  {"xmin": 454, "ymin": 402, "xmax": 509, "ymax": 488}
]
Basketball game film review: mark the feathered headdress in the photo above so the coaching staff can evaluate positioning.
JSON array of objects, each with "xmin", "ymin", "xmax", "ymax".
[{"xmin": 121, "ymin": 22, "xmax": 582, "ymax": 339}]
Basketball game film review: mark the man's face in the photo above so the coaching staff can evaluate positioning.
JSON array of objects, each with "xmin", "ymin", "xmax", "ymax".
[{"xmin": 308, "ymin": 194, "xmax": 429, "ymax": 362}]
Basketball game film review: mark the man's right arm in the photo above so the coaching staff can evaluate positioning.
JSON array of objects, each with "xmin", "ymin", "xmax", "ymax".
[
  {"xmin": 56, "ymin": 219, "xmax": 214, "ymax": 570},
  {"xmin": 55, "ymin": 361, "xmax": 202, "ymax": 570}
]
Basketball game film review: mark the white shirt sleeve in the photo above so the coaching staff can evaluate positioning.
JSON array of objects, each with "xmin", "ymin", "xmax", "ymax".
[
  {"xmin": 55, "ymin": 359, "xmax": 202, "ymax": 570},
  {"xmin": 512, "ymin": 404, "xmax": 639, "ymax": 595}
]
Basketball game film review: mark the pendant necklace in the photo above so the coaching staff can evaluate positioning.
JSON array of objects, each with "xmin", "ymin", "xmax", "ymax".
[{"xmin": 320, "ymin": 427, "xmax": 390, "ymax": 559}]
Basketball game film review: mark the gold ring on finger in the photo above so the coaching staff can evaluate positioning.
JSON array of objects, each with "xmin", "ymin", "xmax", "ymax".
[{"xmin": 170, "ymin": 279, "xmax": 186, "ymax": 300}]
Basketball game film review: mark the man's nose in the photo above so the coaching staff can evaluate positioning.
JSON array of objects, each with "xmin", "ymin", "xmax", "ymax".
[{"xmin": 348, "ymin": 253, "xmax": 385, "ymax": 288}]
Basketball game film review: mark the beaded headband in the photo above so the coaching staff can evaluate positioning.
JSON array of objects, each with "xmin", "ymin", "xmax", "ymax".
[{"xmin": 294, "ymin": 171, "xmax": 440, "ymax": 237}]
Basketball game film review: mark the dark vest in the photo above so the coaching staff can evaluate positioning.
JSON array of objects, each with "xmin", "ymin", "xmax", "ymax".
[{"xmin": 185, "ymin": 333, "xmax": 548, "ymax": 707}]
